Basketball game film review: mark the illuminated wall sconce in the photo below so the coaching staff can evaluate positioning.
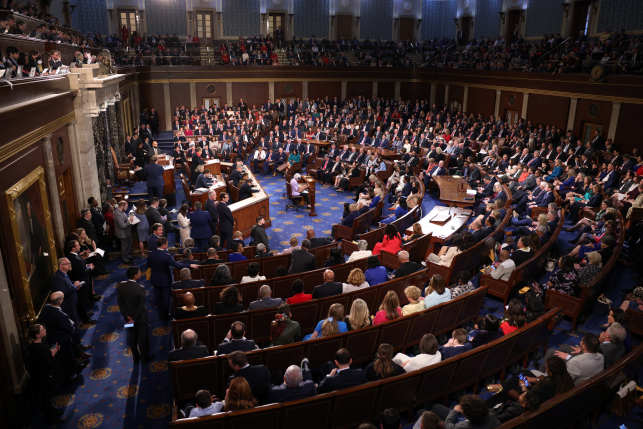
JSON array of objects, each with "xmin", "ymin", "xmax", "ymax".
[
  {"xmin": 499, "ymin": 12, "xmax": 505, "ymax": 24},
  {"xmin": 561, "ymin": 3, "xmax": 570, "ymax": 17},
  {"xmin": 355, "ymin": 16, "xmax": 360, "ymax": 26},
  {"xmin": 417, "ymin": 18, "xmax": 422, "ymax": 29},
  {"xmin": 394, "ymin": 18, "xmax": 399, "ymax": 28}
]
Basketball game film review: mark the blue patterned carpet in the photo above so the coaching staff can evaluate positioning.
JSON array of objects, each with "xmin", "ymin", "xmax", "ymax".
[{"xmin": 30, "ymin": 137, "xmax": 642, "ymax": 429}]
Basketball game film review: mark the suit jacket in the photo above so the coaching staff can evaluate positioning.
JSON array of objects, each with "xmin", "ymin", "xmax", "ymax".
[
  {"xmin": 309, "ymin": 237, "xmax": 333, "ymax": 249},
  {"xmin": 228, "ymin": 365, "xmax": 272, "ymax": 404},
  {"xmin": 217, "ymin": 202, "xmax": 234, "ymax": 233},
  {"xmin": 288, "ymin": 249, "xmax": 317, "ymax": 274},
  {"xmin": 145, "ymin": 207, "xmax": 165, "ymax": 235},
  {"xmin": 66, "ymin": 252, "xmax": 92, "ymax": 284},
  {"xmin": 394, "ymin": 261, "xmax": 420, "ymax": 278},
  {"xmin": 248, "ymin": 297, "xmax": 284, "ymax": 311},
  {"xmin": 40, "ymin": 304, "xmax": 75, "ymax": 346},
  {"xmin": 168, "ymin": 346, "xmax": 210, "ymax": 362},
  {"xmin": 312, "ymin": 282, "xmax": 343, "ymax": 299},
  {"xmin": 117, "ymin": 280, "xmax": 148, "ymax": 324},
  {"xmin": 510, "ymin": 248, "xmax": 534, "ymax": 266},
  {"xmin": 77, "ymin": 217, "xmax": 99, "ymax": 243},
  {"xmin": 194, "ymin": 174, "xmax": 213, "ymax": 189},
  {"xmin": 268, "ymin": 376, "xmax": 317, "ymax": 404},
  {"xmin": 317, "ymin": 368, "xmax": 369, "ymax": 394},
  {"xmin": 113, "ymin": 209, "xmax": 133, "ymax": 239},
  {"xmin": 439, "ymin": 343, "xmax": 473, "ymax": 359},
  {"xmin": 217, "ymin": 338, "xmax": 257, "ymax": 355},
  {"xmin": 51, "ymin": 270, "xmax": 79, "ymax": 321},
  {"xmin": 144, "ymin": 163, "xmax": 165, "ymax": 188},
  {"xmin": 147, "ymin": 249, "xmax": 192, "ymax": 288},
  {"xmin": 171, "ymin": 279, "xmax": 206, "ymax": 290},
  {"xmin": 190, "ymin": 209, "xmax": 213, "ymax": 239},
  {"xmin": 147, "ymin": 233, "xmax": 162, "ymax": 252},
  {"xmin": 600, "ymin": 341, "xmax": 625, "ymax": 368},
  {"xmin": 203, "ymin": 198, "xmax": 219, "ymax": 235}
]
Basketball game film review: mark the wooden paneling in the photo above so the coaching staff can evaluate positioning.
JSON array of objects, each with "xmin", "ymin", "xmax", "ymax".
[
  {"xmin": 231, "ymin": 82, "xmax": 269, "ymax": 108},
  {"xmin": 378, "ymin": 82, "xmax": 395, "ymax": 100},
  {"xmin": 400, "ymin": 82, "xmax": 431, "ymax": 102},
  {"xmin": 138, "ymin": 83, "xmax": 166, "ymax": 130},
  {"xmin": 466, "ymin": 88, "xmax": 495, "ymax": 118},
  {"xmin": 573, "ymin": 99, "xmax": 612, "ymax": 140},
  {"xmin": 347, "ymin": 81, "xmax": 373, "ymax": 100},
  {"xmin": 615, "ymin": 103, "xmax": 643, "ymax": 156},
  {"xmin": 169, "ymin": 83, "xmax": 191, "ymax": 112},
  {"xmin": 275, "ymin": 81, "xmax": 303, "ymax": 103},
  {"xmin": 308, "ymin": 82, "xmax": 341, "ymax": 101},
  {"xmin": 435, "ymin": 84, "xmax": 445, "ymax": 108},
  {"xmin": 527, "ymin": 94, "xmax": 569, "ymax": 130},
  {"xmin": 499, "ymin": 91, "xmax": 524, "ymax": 119},
  {"xmin": 449, "ymin": 85, "xmax": 464, "ymax": 103}
]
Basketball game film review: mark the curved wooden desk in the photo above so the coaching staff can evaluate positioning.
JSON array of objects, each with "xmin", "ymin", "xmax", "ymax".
[{"xmin": 434, "ymin": 175, "xmax": 474, "ymax": 207}]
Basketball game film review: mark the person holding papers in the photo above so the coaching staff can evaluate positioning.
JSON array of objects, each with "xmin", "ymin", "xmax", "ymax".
[
  {"xmin": 290, "ymin": 173, "xmax": 311, "ymax": 209},
  {"xmin": 195, "ymin": 168, "xmax": 214, "ymax": 189}
]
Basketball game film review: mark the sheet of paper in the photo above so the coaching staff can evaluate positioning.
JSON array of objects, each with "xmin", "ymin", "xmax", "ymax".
[
  {"xmin": 466, "ymin": 189, "xmax": 476, "ymax": 196},
  {"xmin": 130, "ymin": 216, "xmax": 140, "ymax": 225}
]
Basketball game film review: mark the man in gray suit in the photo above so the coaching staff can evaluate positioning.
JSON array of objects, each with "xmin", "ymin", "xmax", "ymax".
[
  {"xmin": 114, "ymin": 201, "xmax": 135, "ymax": 264},
  {"xmin": 248, "ymin": 285, "xmax": 283, "ymax": 311},
  {"xmin": 536, "ymin": 332, "xmax": 604, "ymax": 385}
]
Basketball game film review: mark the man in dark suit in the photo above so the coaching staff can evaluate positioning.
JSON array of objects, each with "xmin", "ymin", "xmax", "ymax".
[
  {"xmin": 169, "ymin": 329, "xmax": 210, "ymax": 362},
  {"xmin": 227, "ymin": 351, "xmax": 272, "ymax": 404},
  {"xmin": 248, "ymin": 285, "xmax": 283, "ymax": 311},
  {"xmin": 311, "ymin": 269, "xmax": 343, "ymax": 299},
  {"xmin": 510, "ymin": 236, "xmax": 534, "ymax": 266},
  {"xmin": 306, "ymin": 229, "xmax": 333, "ymax": 249},
  {"xmin": 216, "ymin": 193, "xmax": 235, "ymax": 249},
  {"xmin": 249, "ymin": 216, "xmax": 270, "ymax": 252},
  {"xmin": 147, "ymin": 223, "xmax": 164, "ymax": 252},
  {"xmin": 268, "ymin": 359, "xmax": 317, "ymax": 404},
  {"xmin": 288, "ymin": 239, "xmax": 317, "ymax": 274},
  {"xmin": 316, "ymin": 348, "xmax": 369, "ymax": 394},
  {"xmin": 199, "ymin": 248, "xmax": 224, "ymax": 265},
  {"xmin": 88, "ymin": 197, "xmax": 105, "ymax": 238},
  {"xmin": 439, "ymin": 329, "xmax": 473, "ymax": 359},
  {"xmin": 144, "ymin": 155, "xmax": 165, "ymax": 201},
  {"xmin": 204, "ymin": 190, "xmax": 219, "ymax": 236},
  {"xmin": 117, "ymin": 266, "xmax": 155, "ymax": 364},
  {"xmin": 171, "ymin": 268, "xmax": 206, "ymax": 290},
  {"xmin": 149, "ymin": 107, "xmax": 160, "ymax": 136},
  {"xmin": 393, "ymin": 251, "xmax": 420, "ymax": 278},
  {"xmin": 216, "ymin": 321, "xmax": 258, "ymax": 355},
  {"xmin": 65, "ymin": 240, "xmax": 96, "ymax": 324},
  {"xmin": 77, "ymin": 208, "xmax": 99, "ymax": 246},
  {"xmin": 147, "ymin": 237, "xmax": 198, "ymax": 319},
  {"xmin": 189, "ymin": 201, "xmax": 213, "ymax": 252},
  {"xmin": 51, "ymin": 258, "xmax": 82, "ymax": 327}
]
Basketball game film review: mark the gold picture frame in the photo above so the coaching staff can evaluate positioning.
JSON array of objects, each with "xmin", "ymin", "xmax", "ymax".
[{"xmin": 5, "ymin": 166, "xmax": 58, "ymax": 321}]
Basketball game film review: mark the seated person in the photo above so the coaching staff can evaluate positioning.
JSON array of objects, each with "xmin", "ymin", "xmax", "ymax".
[
  {"xmin": 364, "ymin": 255, "xmax": 388, "ymax": 286},
  {"xmin": 174, "ymin": 292, "xmax": 208, "ymax": 320},
  {"xmin": 216, "ymin": 321, "xmax": 258, "ymax": 355},
  {"xmin": 181, "ymin": 389, "xmax": 222, "ymax": 418},
  {"xmin": 343, "ymin": 299, "xmax": 372, "ymax": 331},
  {"xmin": 241, "ymin": 262, "xmax": 267, "ymax": 284},
  {"xmin": 286, "ymin": 279, "xmax": 313, "ymax": 304},
  {"xmin": 365, "ymin": 343, "xmax": 406, "ymax": 382},
  {"xmin": 316, "ymin": 348, "xmax": 369, "ymax": 394},
  {"xmin": 534, "ymin": 256, "xmax": 579, "ymax": 297},
  {"xmin": 469, "ymin": 314, "xmax": 504, "ymax": 348},
  {"xmin": 439, "ymin": 328, "xmax": 473, "ymax": 359},
  {"xmin": 483, "ymin": 250, "xmax": 516, "ymax": 281},
  {"xmin": 428, "ymin": 394, "xmax": 500, "ymax": 429},
  {"xmin": 226, "ymin": 350, "xmax": 272, "ymax": 404},
  {"xmin": 171, "ymin": 268, "xmax": 206, "ymax": 289},
  {"xmin": 392, "ymin": 250, "xmax": 421, "ymax": 278},
  {"xmin": 214, "ymin": 286, "xmax": 243, "ymax": 314},
  {"xmin": 200, "ymin": 248, "xmax": 224, "ymax": 265},
  {"xmin": 248, "ymin": 285, "xmax": 283, "ymax": 310},
  {"xmin": 270, "ymin": 303, "xmax": 302, "ymax": 346},
  {"xmin": 450, "ymin": 271, "xmax": 476, "ymax": 298},
  {"xmin": 424, "ymin": 275, "xmax": 452, "ymax": 309},
  {"xmin": 402, "ymin": 286, "xmax": 425, "ymax": 316},
  {"xmin": 500, "ymin": 300, "xmax": 527, "ymax": 335},
  {"xmin": 228, "ymin": 242, "xmax": 248, "ymax": 262},
  {"xmin": 169, "ymin": 329, "xmax": 210, "ymax": 362},
  {"xmin": 427, "ymin": 233, "xmax": 467, "ymax": 267},
  {"xmin": 347, "ymin": 239, "xmax": 372, "ymax": 262},
  {"xmin": 268, "ymin": 360, "xmax": 317, "ymax": 403},
  {"xmin": 306, "ymin": 303, "xmax": 347, "ymax": 340},
  {"xmin": 312, "ymin": 269, "xmax": 344, "ymax": 299},
  {"xmin": 373, "ymin": 291, "xmax": 402, "ymax": 325},
  {"xmin": 184, "ymin": 377, "xmax": 256, "ymax": 417},
  {"xmin": 255, "ymin": 243, "xmax": 272, "ymax": 258},
  {"xmin": 393, "ymin": 333, "xmax": 441, "ymax": 372},
  {"xmin": 342, "ymin": 268, "xmax": 369, "ymax": 293}
]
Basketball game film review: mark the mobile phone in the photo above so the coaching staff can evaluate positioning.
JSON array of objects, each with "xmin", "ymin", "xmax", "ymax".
[
  {"xmin": 50, "ymin": 344, "xmax": 57, "ymax": 350},
  {"xmin": 124, "ymin": 323, "xmax": 134, "ymax": 328},
  {"xmin": 518, "ymin": 374, "xmax": 530, "ymax": 387},
  {"xmin": 619, "ymin": 425, "xmax": 626, "ymax": 429}
]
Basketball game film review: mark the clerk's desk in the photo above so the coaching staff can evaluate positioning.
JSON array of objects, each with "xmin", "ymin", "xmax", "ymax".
[{"xmin": 183, "ymin": 162, "xmax": 271, "ymax": 238}]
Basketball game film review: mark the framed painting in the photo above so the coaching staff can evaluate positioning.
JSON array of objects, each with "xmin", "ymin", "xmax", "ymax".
[{"xmin": 6, "ymin": 166, "xmax": 58, "ymax": 320}]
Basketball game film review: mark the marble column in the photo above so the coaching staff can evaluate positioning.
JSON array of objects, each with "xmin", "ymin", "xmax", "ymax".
[
  {"xmin": 41, "ymin": 134, "xmax": 66, "ymax": 247},
  {"xmin": 103, "ymin": 104, "xmax": 116, "ymax": 196},
  {"xmin": 394, "ymin": 81, "xmax": 401, "ymax": 100},
  {"xmin": 607, "ymin": 102, "xmax": 621, "ymax": 141},
  {"xmin": 430, "ymin": 83, "xmax": 436, "ymax": 106},
  {"xmin": 114, "ymin": 97, "xmax": 126, "ymax": 163},
  {"xmin": 92, "ymin": 112, "xmax": 108, "ymax": 202},
  {"xmin": 372, "ymin": 81, "xmax": 378, "ymax": 99},
  {"xmin": 566, "ymin": 98, "xmax": 578, "ymax": 132},
  {"xmin": 494, "ymin": 90, "xmax": 501, "ymax": 118},
  {"xmin": 522, "ymin": 93, "xmax": 530, "ymax": 119},
  {"xmin": 462, "ymin": 86, "xmax": 469, "ymax": 113},
  {"xmin": 268, "ymin": 81, "xmax": 275, "ymax": 102},
  {"xmin": 302, "ymin": 81, "xmax": 308, "ymax": 100},
  {"xmin": 444, "ymin": 84, "xmax": 450, "ymax": 106},
  {"xmin": 341, "ymin": 81, "xmax": 347, "ymax": 101}
]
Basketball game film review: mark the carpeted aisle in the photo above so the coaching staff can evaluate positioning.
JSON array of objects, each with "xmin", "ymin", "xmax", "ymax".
[{"xmin": 30, "ymin": 144, "xmax": 642, "ymax": 428}]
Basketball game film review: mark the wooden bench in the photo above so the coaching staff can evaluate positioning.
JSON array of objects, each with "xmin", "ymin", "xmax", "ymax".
[
  {"xmin": 544, "ymin": 212, "xmax": 625, "ymax": 331},
  {"xmin": 380, "ymin": 233, "xmax": 433, "ymax": 269},
  {"xmin": 171, "ymin": 268, "xmax": 428, "ymax": 350},
  {"xmin": 482, "ymin": 209, "xmax": 565, "ymax": 304},
  {"xmin": 168, "ymin": 307, "xmax": 562, "ymax": 428},
  {"xmin": 334, "ymin": 208, "xmax": 375, "ymax": 241},
  {"xmin": 497, "ymin": 344, "xmax": 643, "ymax": 429}
]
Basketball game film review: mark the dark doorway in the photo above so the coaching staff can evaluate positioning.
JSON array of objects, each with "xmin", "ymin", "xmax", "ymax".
[
  {"xmin": 570, "ymin": 1, "xmax": 591, "ymax": 42},
  {"xmin": 269, "ymin": 13, "xmax": 286, "ymax": 41},
  {"xmin": 505, "ymin": 10, "xmax": 521, "ymax": 44},
  {"xmin": 460, "ymin": 17, "xmax": 471, "ymax": 44},
  {"xmin": 399, "ymin": 18, "xmax": 415, "ymax": 42},
  {"xmin": 337, "ymin": 15, "xmax": 353, "ymax": 40}
]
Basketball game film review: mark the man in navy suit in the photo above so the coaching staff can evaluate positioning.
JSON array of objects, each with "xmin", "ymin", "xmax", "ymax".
[
  {"xmin": 194, "ymin": 168, "xmax": 214, "ymax": 189},
  {"xmin": 51, "ymin": 258, "xmax": 81, "ymax": 325},
  {"xmin": 203, "ymin": 190, "xmax": 219, "ymax": 236},
  {"xmin": 147, "ymin": 237, "xmax": 198, "ymax": 320},
  {"xmin": 268, "ymin": 359, "xmax": 317, "ymax": 404},
  {"xmin": 147, "ymin": 223, "xmax": 164, "ymax": 252},
  {"xmin": 598, "ymin": 162, "xmax": 619, "ymax": 192},
  {"xmin": 216, "ymin": 321, "xmax": 258, "ymax": 355},
  {"xmin": 439, "ymin": 329, "xmax": 473, "ymax": 359},
  {"xmin": 144, "ymin": 155, "xmax": 165, "ymax": 201},
  {"xmin": 227, "ymin": 351, "xmax": 272, "ymax": 404},
  {"xmin": 316, "ymin": 348, "xmax": 369, "ymax": 394},
  {"xmin": 189, "ymin": 201, "xmax": 213, "ymax": 252},
  {"xmin": 525, "ymin": 183, "xmax": 554, "ymax": 217},
  {"xmin": 378, "ymin": 138, "xmax": 389, "ymax": 149},
  {"xmin": 216, "ymin": 193, "xmax": 235, "ymax": 249},
  {"xmin": 65, "ymin": 240, "xmax": 96, "ymax": 324}
]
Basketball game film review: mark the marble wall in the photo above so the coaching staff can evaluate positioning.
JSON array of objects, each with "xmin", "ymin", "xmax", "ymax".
[
  {"xmin": 294, "ymin": 0, "xmax": 330, "ymax": 38},
  {"xmin": 360, "ymin": 0, "xmax": 394, "ymax": 41}
]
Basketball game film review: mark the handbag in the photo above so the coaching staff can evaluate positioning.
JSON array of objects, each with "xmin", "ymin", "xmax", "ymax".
[
  {"xmin": 610, "ymin": 380, "xmax": 637, "ymax": 417},
  {"xmin": 544, "ymin": 257, "xmax": 557, "ymax": 272},
  {"xmin": 597, "ymin": 294, "xmax": 612, "ymax": 309}
]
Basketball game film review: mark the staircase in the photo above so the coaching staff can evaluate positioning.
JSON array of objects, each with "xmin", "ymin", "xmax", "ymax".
[
  {"xmin": 407, "ymin": 52, "xmax": 422, "ymax": 65},
  {"xmin": 345, "ymin": 52, "xmax": 359, "ymax": 66},
  {"xmin": 275, "ymin": 50, "xmax": 290, "ymax": 65},
  {"xmin": 199, "ymin": 47, "xmax": 217, "ymax": 66}
]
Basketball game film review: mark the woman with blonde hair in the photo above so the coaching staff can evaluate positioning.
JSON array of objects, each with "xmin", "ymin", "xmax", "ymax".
[
  {"xmin": 342, "ymin": 268, "xmax": 369, "ymax": 293},
  {"xmin": 577, "ymin": 251, "xmax": 602, "ymax": 285},
  {"xmin": 344, "ymin": 299, "xmax": 372, "ymax": 331},
  {"xmin": 308, "ymin": 303, "xmax": 347, "ymax": 339},
  {"xmin": 365, "ymin": 343, "xmax": 406, "ymax": 381},
  {"xmin": 404, "ymin": 223, "xmax": 423, "ymax": 243},
  {"xmin": 373, "ymin": 291, "xmax": 402, "ymax": 325},
  {"xmin": 402, "ymin": 286, "xmax": 425, "ymax": 315},
  {"xmin": 424, "ymin": 274, "xmax": 452, "ymax": 309}
]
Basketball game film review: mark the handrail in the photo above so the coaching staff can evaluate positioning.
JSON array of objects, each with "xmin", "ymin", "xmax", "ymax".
[
  {"xmin": 421, "ymin": 41, "xmax": 457, "ymax": 68},
  {"xmin": 521, "ymin": 36, "xmax": 571, "ymax": 71}
]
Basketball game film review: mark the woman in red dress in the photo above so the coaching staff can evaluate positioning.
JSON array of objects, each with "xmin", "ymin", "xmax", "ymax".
[{"xmin": 373, "ymin": 224, "xmax": 402, "ymax": 256}]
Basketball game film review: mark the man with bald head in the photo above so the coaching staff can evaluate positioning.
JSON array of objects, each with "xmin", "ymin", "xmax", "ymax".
[
  {"xmin": 268, "ymin": 360, "xmax": 317, "ymax": 403},
  {"xmin": 169, "ymin": 329, "xmax": 210, "ymax": 362},
  {"xmin": 174, "ymin": 292, "xmax": 208, "ymax": 320},
  {"xmin": 118, "ymin": 266, "xmax": 155, "ymax": 365},
  {"xmin": 249, "ymin": 285, "xmax": 283, "ymax": 310},
  {"xmin": 51, "ymin": 258, "xmax": 82, "ymax": 330},
  {"xmin": 311, "ymin": 269, "xmax": 343, "ymax": 299},
  {"xmin": 393, "ymin": 250, "xmax": 421, "ymax": 278},
  {"xmin": 485, "ymin": 250, "xmax": 516, "ymax": 281},
  {"xmin": 306, "ymin": 228, "xmax": 334, "ymax": 249}
]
